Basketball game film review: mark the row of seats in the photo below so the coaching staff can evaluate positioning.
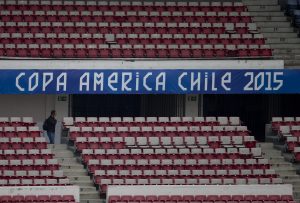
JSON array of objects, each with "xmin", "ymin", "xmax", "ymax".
[
  {"xmin": 1, "ymin": 10, "xmax": 251, "ymax": 16},
  {"xmin": 0, "ymin": 158, "xmax": 59, "ymax": 167},
  {"xmin": 0, "ymin": 2, "xmax": 246, "ymax": 11},
  {"xmin": 0, "ymin": 179, "xmax": 70, "ymax": 187},
  {"xmin": 0, "ymin": 137, "xmax": 46, "ymax": 142},
  {"xmin": 0, "ymin": 27, "xmax": 258, "ymax": 36},
  {"xmin": 0, "ymin": 169, "xmax": 64, "ymax": 177},
  {"xmin": 108, "ymin": 195, "xmax": 294, "ymax": 203},
  {"xmin": 95, "ymin": 168, "xmax": 276, "ymax": 177},
  {"xmin": 64, "ymin": 116, "xmax": 240, "ymax": 125},
  {"xmin": 0, "ymin": 47, "xmax": 272, "ymax": 58},
  {"xmin": 87, "ymin": 157, "xmax": 265, "ymax": 169},
  {"xmin": 271, "ymin": 117, "xmax": 300, "ymax": 130},
  {"xmin": 0, "ymin": 149, "xmax": 54, "ymax": 160},
  {"xmin": 2, "ymin": 32, "xmax": 262, "ymax": 38},
  {"xmin": 0, "ymin": 1, "xmax": 245, "ymax": 7},
  {"xmin": 0, "ymin": 149, "xmax": 52, "ymax": 155},
  {"xmin": 69, "ymin": 126, "xmax": 250, "ymax": 141},
  {"xmin": 98, "ymin": 177, "xmax": 282, "ymax": 192},
  {"xmin": 75, "ymin": 136, "xmax": 256, "ymax": 151},
  {"xmin": 1, "ymin": 16, "xmax": 252, "ymax": 25},
  {"xmin": 0, "ymin": 116, "xmax": 34, "ymax": 123},
  {"xmin": 81, "ymin": 148, "xmax": 262, "ymax": 162},
  {"xmin": 0, "ymin": 127, "xmax": 40, "ymax": 137},
  {"xmin": 81, "ymin": 147, "xmax": 261, "ymax": 156},
  {"xmin": 0, "ymin": 195, "xmax": 75, "ymax": 203},
  {"xmin": 70, "ymin": 125, "xmax": 248, "ymax": 132},
  {"xmin": 0, "ymin": 137, "xmax": 47, "ymax": 149},
  {"xmin": 1, "ymin": 38, "xmax": 265, "ymax": 45},
  {"xmin": 271, "ymin": 117, "xmax": 300, "ymax": 161}
]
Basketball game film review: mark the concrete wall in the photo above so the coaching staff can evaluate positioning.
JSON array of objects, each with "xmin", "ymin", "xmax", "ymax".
[{"xmin": 185, "ymin": 94, "xmax": 199, "ymax": 117}]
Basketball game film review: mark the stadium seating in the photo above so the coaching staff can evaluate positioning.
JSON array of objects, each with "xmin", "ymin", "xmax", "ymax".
[
  {"xmin": 64, "ymin": 116, "xmax": 282, "ymax": 194},
  {"xmin": 0, "ymin": 195, "xmax": 77, "ymax": 203},
  {"xmin": 271, "ymin": 117, "xmax": 300, "ymax": 161},
  {"xmin": 0, "ymin": 117, "xmax": 70, "ymax": 186},
  {"xmin": 0, "ymin": 1, "xmax": 272, "ymax": 58},
  {"xmin": 108, "ymin": 194, "xmax": 295, "ymax": 203}
]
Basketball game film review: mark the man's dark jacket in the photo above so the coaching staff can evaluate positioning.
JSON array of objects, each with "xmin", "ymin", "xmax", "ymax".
[{"xmin": 46, "ymin": 116, "xmax": 57, "ymax": 133}]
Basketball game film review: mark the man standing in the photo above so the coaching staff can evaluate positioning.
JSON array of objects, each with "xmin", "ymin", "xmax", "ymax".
[{"xmin": 43, "ymin": 110, "xmax": 57, "ymax": 144}]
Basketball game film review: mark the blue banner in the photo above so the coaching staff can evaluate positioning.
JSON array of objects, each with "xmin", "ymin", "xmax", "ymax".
[{"xmin": 0, "ymin": 69, "xmax": 300, "ymax": 94}]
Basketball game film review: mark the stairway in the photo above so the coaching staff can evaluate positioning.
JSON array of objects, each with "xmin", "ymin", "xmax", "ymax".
[
  {"xmin": 48, "ymin": 144, "xmax": 102, "ymax": 203},
  {"xmin": 243, "ymin": 0, "xmax": 300, "ymax": 67},
  {"xmin": 258, "ymin": 143, "xmax": 300, "ymax": 202}
]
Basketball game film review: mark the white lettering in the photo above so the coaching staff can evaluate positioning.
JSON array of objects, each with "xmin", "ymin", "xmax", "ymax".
[
  {"xmin": 178, "ymin": 72, "xmax": 187, "ymax": 91},
  {"xmin": 42, "ymin": 73, "xmax": 53, "ymax": 91},
  {"xmin": 274, "ymin": 72, "xmax": 283, "ymax": 90},
  {"xmin": 93, "ymin": 73, "xmax": 104, "ymax": 91},
  {"xmin": 16, "ymin": 72, "xmax": 25, "ymax": 91},
  {"xmin": 29, "ymin": 73, "xmax": 38, "ymax": 91},
  {"xmin": 191, "ymin": 72, "xmax": 201, "ymax": 91},
  {"xmin": 204, "ymin": 73, "xmax": 208, "ymax": 91},
  {"xmin": 57, "ymin": 73, "xmax": 67, "ymax": 91},
  {"xmin": 211, "ymin": 72, "xmax": 217, "ymax": 91},
  {"xmin": 121, "ymin": 72, "xmax": 132, "ymax": 91},
  {"xmin": 108, "ymin": 72, "xmax": 118, "ymax": 91},
  {"xmin": 221, "ymin": 72, "xmax": 231, "ymax": 91},
  {"xmin": 80, "ymin": 73, "xmax": 90, "ymax": 91},
  {"xmin": 135, "ymin": 72, "xmax": 139, "ymax": 91},
  {"xmin": 143, "ymin": 73, "xmax": 152, "ymax": 91},
  {"xmin": 156, "ymin": 72, "xmax": 166, "ymax": 91}
]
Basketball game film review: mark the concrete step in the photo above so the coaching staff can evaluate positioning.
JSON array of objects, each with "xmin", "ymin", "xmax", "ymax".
[
  {"xmin": 260, "ymin": 27, "xmax": 295, "ymax": 33},
  {"xmin": 256, "ymin": 21, "xmax": 292, "ymax": 28},
  {"xmin": 285, "ymin": 60, "xmax": 300, "ymax": 66},
  {"xmin": 54, "ymin": 150, "xmax": 75, "ymax": 158},
  {"xmin": 81, "ymin": 192, "xmax": 100, "ymax": 200},
  {"xmin": 274, "ymin": 55, "xmax": 300, "ymax": 60},
  {"xmin": 276, "ymin": 169, "xmax": 297, "ymax": 176},
  {"xmin": 243, "ymin": 0, "xmax": 279, "ymax": 6},
  {"xmin": 247, "ymin": 5, "xmax": 281, "ymax": 12},
  {"xmin": 273, "ymin": 49, "xmax": 300, "ymax": 54},
  {"xmin": 294, "ymin": 192, "xmax": 300, "ymax": 199},
  {"xmin": 60, "ymin": 163, "xmax": 85, "ymax": 170},
  {"xmin": 284, "ymin": 179, "xmax": 300, "ymax": 184},
  {"xmin": 253, "ymin": 16, "xmax": 288, "ymax": 22},
  {"xmin": 63, "ymin": 169, "xmax": 88, "ymax": 176},
  {"xmin": 69, "ymin": 180, "xmax": 95, "ymax": 187},
  {"xmin": 68, "ymin": 176, "xmax": 92, "ymax": 182},
  {"xmin": 48, "ymin": 144, "xmax": 68, "ymax": 150},
  {"xmin": 57, "ymin": 157, "xmax": 79, "ymax": 164},
  {"xmin": 80, "ymin": 199, "xmax": 103, "ymax": 203},
  {"xmin": 264, "ymin": 33, "xmax": 299, "ymax": 38},
  {"xmin": 266, "ymin": 38, "xmax": 300, "ymax": 44},
  {"xmin": 257, "ymin": 142, "xmax": 274, "ymax": 147},
  {"xmin": 248, "ymin": 11, "xmax": 285, "ymax": 17},
  {"xmin": 79, "ymin": 186, "xmax": 98, "ymax": 193},
  {"xmin": 280, "ymin": 174, "xmax": 300, "ymax": 180},
  {"xmin": 271, "ymin": 44, "xmax": 300, "ymax": 49}
]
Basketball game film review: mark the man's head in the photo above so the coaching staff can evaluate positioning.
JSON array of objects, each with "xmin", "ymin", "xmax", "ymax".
[{"xmin": 51, "ymin": 110, "xmax": 56, "ymax": 117}]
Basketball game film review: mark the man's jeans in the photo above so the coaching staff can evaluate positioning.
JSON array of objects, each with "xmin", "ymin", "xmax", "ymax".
[{"xmin": 47, "ymin": 131, "xmax": 55, "ymax": 144}]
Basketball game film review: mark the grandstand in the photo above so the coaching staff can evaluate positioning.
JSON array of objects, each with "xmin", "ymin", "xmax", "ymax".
[{"xmin": 0, "ymin": 0, "xmax": 299, "ymax": 203}]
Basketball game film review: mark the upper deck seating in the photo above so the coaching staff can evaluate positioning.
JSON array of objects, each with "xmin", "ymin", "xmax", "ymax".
[{"xmin": 0, "ymin": 1, "xmax": 272, "ymax": 58}]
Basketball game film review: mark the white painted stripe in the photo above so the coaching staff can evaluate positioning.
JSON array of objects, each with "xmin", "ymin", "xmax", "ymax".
[
  {"xmin": 0, "ymin": 186, "xmax": 80, "ymax": 202},
  {"xmin": 107, "ymin": 184, "xmax": 293, "ymax": 198},
  {"xmin": 0, "ymin": 60, "xmax": 284, "ymax": 70}
]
